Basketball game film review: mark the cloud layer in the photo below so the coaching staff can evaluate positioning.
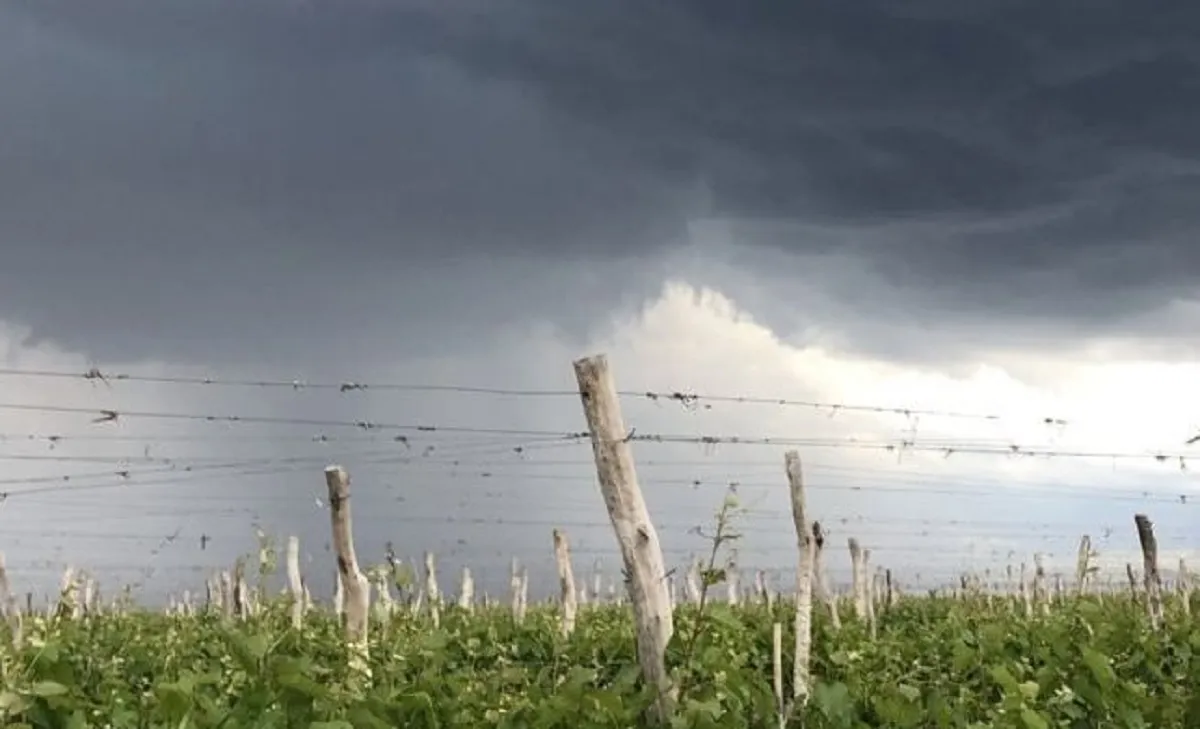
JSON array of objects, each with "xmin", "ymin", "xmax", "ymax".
[{"xmin": 2, "ymin": 0, "xmax": 1200, "ymax": 368}]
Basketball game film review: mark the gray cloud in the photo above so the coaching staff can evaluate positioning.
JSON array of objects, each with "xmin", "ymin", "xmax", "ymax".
[
  {"xmin": 4, "ymin": 0, "xmax": 1199, "ymax": 369},
  {"xmin": 396, "ymin": 0, "xmax": 1200, "ymax": 345},
  {"xmin": 0, "ymin": 2, "xmax": 695, "ymax": 364}
]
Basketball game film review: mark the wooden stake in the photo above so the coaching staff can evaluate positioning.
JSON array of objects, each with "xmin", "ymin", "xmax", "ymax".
[
  {"xmin": 424, "ymin": 551, "xmax": 441, "ymax": 628},
  {"xmin": 458, "ymin": 567, "xmax": 475, "ymax": 613},
  {"xmin": 553, "ymin": 528, "xmax": 578, "ymax": 638},
  {"xmin": 772, "ymin": 622, "xmax": 785, "ymax": 729},
  {"xmin": 784, "ymin": 450, "xmax": 814, "ymax": 705},
  {"xmin": 848, "ymin": 538, "xmax": 867, "ymax": 621},
  {"xmin": 324, "ymin": 465, "xmax": 371, "ymax": 677},
  {"xmin": 574, "ymin": 354, "xmax": 675, "ymax": 723},
  {"xmin": 1134, "ymin": 514, "xmax": 1164, "ymax": 629},
  {"xmin": 1075, "ymin": 535, "xmax": 1092, "ymax": 596},
  {"xmin": 286, "ymin": 536, "xmax": 305, "ymax": 629},
  {"xmin": 812, "ymin": 522, "xmax": 840, "ymax": 629},
  {"xmin": 1177, "ymin": 557, "xmax": 1191, "ymax": 617}
]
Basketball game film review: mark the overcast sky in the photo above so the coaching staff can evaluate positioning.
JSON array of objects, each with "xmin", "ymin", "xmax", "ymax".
[{"xmin": 1, "ymin": 0, "xmax": 1198, "ymax": 604}]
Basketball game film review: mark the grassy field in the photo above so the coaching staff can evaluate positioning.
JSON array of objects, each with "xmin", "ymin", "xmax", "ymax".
[{"xmin": 0, "ymin": 590, "xmax": 1196, "ymax": 728}]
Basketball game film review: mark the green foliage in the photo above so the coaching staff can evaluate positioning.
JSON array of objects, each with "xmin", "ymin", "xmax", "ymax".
[{"xmin": 0, "ymin": 592, "xmax": 1196, "ymax": 728}]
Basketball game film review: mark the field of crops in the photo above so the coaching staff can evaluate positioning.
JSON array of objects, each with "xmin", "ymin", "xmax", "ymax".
[{"xmin": 0, "ymin": 590, "xmax": 1196, "ymax": 729}]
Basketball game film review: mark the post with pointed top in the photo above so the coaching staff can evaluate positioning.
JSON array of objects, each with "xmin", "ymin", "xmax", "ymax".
[
  {"xmin": 573, "ymin": 354, "xmax": 675, "ymax": 723},
  {"xmin": 325, "ymin": 465, "xmax": 371, "ymax": 678}
]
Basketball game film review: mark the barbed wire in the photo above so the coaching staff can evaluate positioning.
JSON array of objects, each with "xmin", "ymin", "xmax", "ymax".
[
  {"xmin": 0, "ymin": 452, "xmax": 1194, "ymax": 504},
  {"xmin": 0, "ymin": 366, "xmax": 1072, "ymax": 425},
  {"xmin": 1, "ymin": 436, "xmax": 1195, "ymax": 498},
  {"xmin": 0, "ymin": 401, "xmax": 1191, "ymax": 465},
  {"xmin": 2, "ymin": 516, "xmax": 1191, "ymax": 544},
  {"xmin": 29, "ymin": 502, "xmax": 1176, "ymax": 537}
]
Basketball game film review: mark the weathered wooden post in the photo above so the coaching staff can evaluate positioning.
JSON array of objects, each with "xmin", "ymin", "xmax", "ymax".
[
  {"xmin": 574, "ymin": 354, "xmax": 675, "ymax": 723},
  {"xmin": 553, "ymin": 529, "xmax": 578, "ymax": 637},
  {"xmin": 286, "ymin": 536, "xmax": 305, "ymax": 629},
  {"xmin": 325, "ymin": 465, "xmax": 371, "ymax": 677},
  {"xmin": 784, "ymin": 450, "xmax": 814, "ymax": 706},
  {"xmin": 1134, "ymin": 513, "xmax": 1164, "ymax": 629}
]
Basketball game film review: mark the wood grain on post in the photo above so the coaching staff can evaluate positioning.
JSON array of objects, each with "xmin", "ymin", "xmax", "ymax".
[
  {"xmin": 784, "ymin": 450, "xmax": 814, "ymax": 705},
  {"xmin": 862, "ymin": 548, "xmax": 877, "ymax": 639},
  {"xmin": 424, "ymin": 552, "xmax": 441, "ymax": 628},
  {"xmin": 553, "ymin": 529, "xmax": 578, "ymax": 637},
  {"xmin": 1075, "ymin": 535, "xmax": 1092, "ymax": 596},
  {"xmin": 573, "ymin": 354, "xmax": 675, "ymax": 723},
  {"xmin": 848, "ymin": 538, "xmax": 867, "ymax": 621},
  {"xmin": 0, "ymin": 553, "xmax": 23, "ymax": 648},
  {"xmin": 592, "ymin": 559, "xmax": 604, "ymax": 605},
  {"xmin": 509, "ymin": 557, "xmax": 523, "ymax": 622},
  {"xmin": 219, "ymin": 571, "xmax": 234, "ymax": 620},
  {"xmin": 684, "ymin": 558, "xmax": 702, "ymax": 604},
  {"xmin": 324, "ymin": 465, "xmax": 371, "ymax": 676},
  {"xmin": 1126, "ymin": 562, "xmax": 1139, "ymax": 597},
  {"xmin": 286, "ymin": 536, "xmax": 304, "ymax": 629},
  {"xmin": 1134, "ymin": 513, "xmax": 1164, "ymax": 629},
  {"xmin": 811, "ymin": 522, "xmax": 840, "ymax": 629},
  {"xmin": 771, "ymin": 622, "xmax": 785, "ymax": 729},
  {"xmin": 458, "ymin": 567, "xmax": 475, "ymax": 613},
  {"xmin": 517, "ymin": 566, "xmax": 530, "ymax": 621},
  {"xmin": 1178, "ymin": 557, "xmax": 1191, "ymax": 618},
  {"xmin": 1033, "ymin": 553, "xmax": 1049, "ymax": 616}
]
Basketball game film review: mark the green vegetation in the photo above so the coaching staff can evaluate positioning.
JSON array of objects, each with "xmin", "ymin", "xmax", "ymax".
[{"xmin": 1, "ymin": 592, "xmax": 1197, "ymax": 728}]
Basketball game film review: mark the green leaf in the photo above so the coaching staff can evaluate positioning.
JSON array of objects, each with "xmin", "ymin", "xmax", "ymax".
[
  {"xmin": 1018, "ymin": 681, "xmax": 1040, "ymax": 701},
  {"xmin": 1080, "ymin": 647, "xmax": 1116, "ymax": 691},
  {"xmin": 27, "ymin": 681, "xmax": 69, "ymax": 698},
  {"xmin": 1020, "ymin": 708, "xmax": 1049, "ymax": 729},
  {"xmin": 897, "ymin": 684, "xmax": 921, "ymax": 702},
  {"xmin": 988, "ymin": 665, "xmax": 1020, "ymax": 695},
  {"xmin": 0, "ymin": 691, "xmax": 28, "ymax": 715},
  {"xmin": 155, "ymin": 682, "xmax": 193, "ymax": 719}
]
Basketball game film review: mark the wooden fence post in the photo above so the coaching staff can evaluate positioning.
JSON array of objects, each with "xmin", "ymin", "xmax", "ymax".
[
  {"xmin": 1134, "ymin": 513, "xmax": 1164, "ymax": 629},
  {"xmin": 325, "ymin": 465, "xmax": 371, "ymax": 677},
  {"xmin": 0, "ymin": 553, "xmax": 22, "ymax": 649},
  {"xmin": 811, "ymin": 522, "xmax": 840, "ymax": 629},
  {"xmin": 848, "ymin": 538, "xmax": 867, "ymax": 621},
  {"xmin": 553, "ymin": 529, "xmax": 578, "ymax": 638},
  {"xmin": 458, "ymin": 567, "xmax": 475, "ymax": 613},
  {"xmin": 1178, "ymin": 557, "xmax": 1192, "ymax": 617},
  {"xmin": 862, "ymin": 548, "xmax": 877, "ymax": 639},
  {"xmin": 286, "ymin": 536, "xmax": 305, "ymax": 629},
  {"xmin": 1075, "ymin": 535, "xmax": 1093, "ymax": 596},
  {"xmin": 574, "ymin": 353, "xmax": 675, "ymax": 723},
  {"xmin": 424, "ymin": 551, "xmax": 441, "ymax": 628},
  {"xmin": 784, "ymin": 451, "xmax": 814, "ymax": 707}
]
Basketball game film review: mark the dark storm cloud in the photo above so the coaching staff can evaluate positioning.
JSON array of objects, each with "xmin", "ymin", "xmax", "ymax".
[
  {"xmin": 392, "ymin": 0, "xmax": 1200, "ymax": 333},
  {"xmin": 0, "ymin": 1, "xmax": 694, "ymax": 363},
  {"xmin": 3, "ymin": 0, "xmax": 1200, "ymax": 365}
]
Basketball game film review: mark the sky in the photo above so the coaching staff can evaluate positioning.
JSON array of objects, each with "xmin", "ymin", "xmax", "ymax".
[{"xmin": 0, "ymin": 0, "xmax": 1199, "ymax": 605}]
